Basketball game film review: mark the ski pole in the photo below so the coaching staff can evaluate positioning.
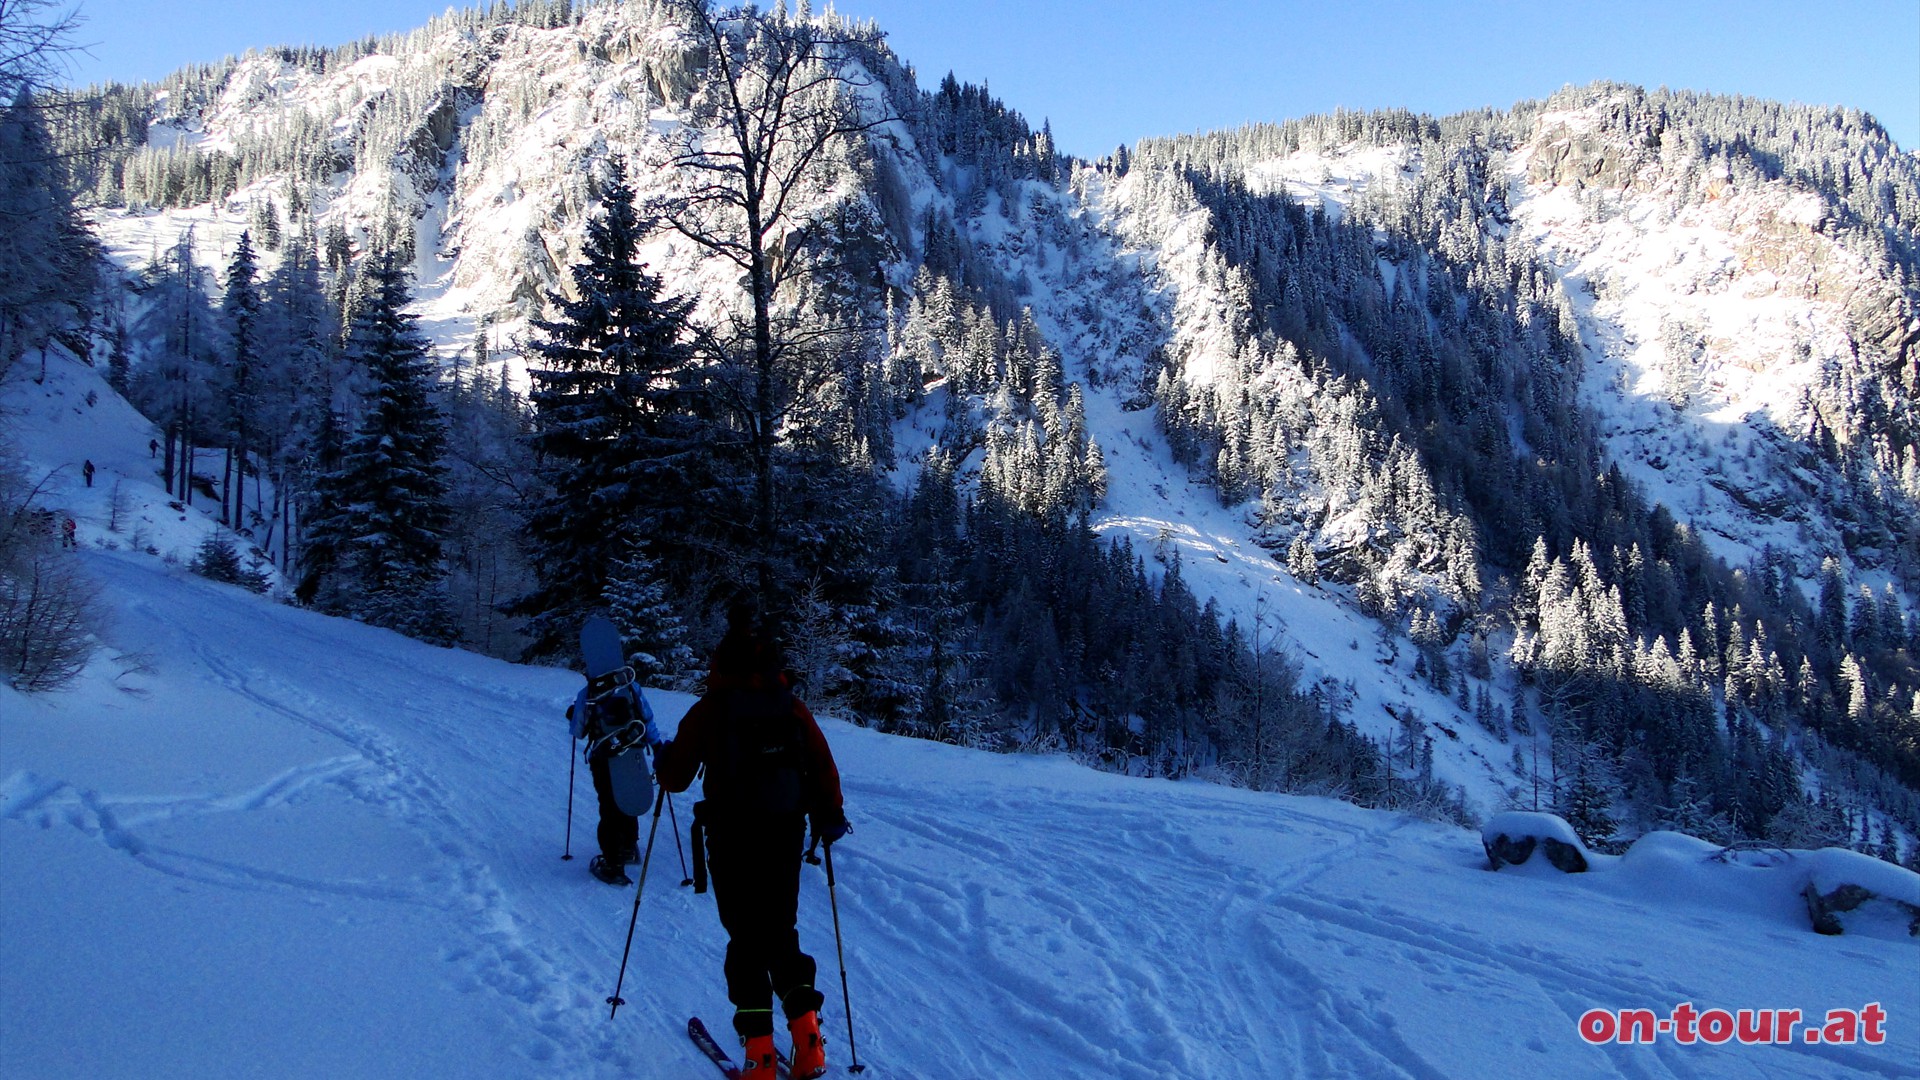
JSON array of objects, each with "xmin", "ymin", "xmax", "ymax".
[
  {"xmin": 607, "ymin": 787, "xmax": 666, "ymax": 1020},
  {"xmin": 562, "ymin": 730, "xmax": 578, "ymax": 861},
  {"xmin": 823, "ymin": 844, "xmax": 865, "ymax": 1074},
  {"xmin": 666, "ymin": 792, "xmax": 693, "ymax": 887}
]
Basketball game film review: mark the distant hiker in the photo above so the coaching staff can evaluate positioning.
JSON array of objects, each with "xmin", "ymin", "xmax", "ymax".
[
  {"xmin": 149, "ymin": 439, "xmax": 158, "ymax": 459},
  {"xmin": 82, "ymin": 460, "xmax": 95, "ymax": 487},
  {"xmin": 60, "ymin": 517, "xmax": 76, "ymax": 549},
  {"xmin": 656, "ymin": 603, "xmax": 848, "ymax": 1079},
  {"xmin": 569, "ymin": 659, "xmax": 662, "ymax": 885}
]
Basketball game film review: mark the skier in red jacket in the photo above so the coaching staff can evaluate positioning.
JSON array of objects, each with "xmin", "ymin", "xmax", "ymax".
[{"xmin": 655, "ymin": 605, "xmax": 847, "ymax": 1079}]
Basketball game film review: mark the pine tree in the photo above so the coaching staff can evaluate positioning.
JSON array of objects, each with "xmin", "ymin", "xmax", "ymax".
[
  {"xmin": 104, "ymin": 310, "xmax": 130, "ymax": 395},
  {"xmin": 440, "ymin": 353, "xmax": 538, "ymax": 656},
  {"xmin": 1558, "ymin": 756, "xmax": 1619, "ymax": 848},
  {"xmin": 508, "ymin": 158, "xmax": 700, "ymax": 660},
  {"xmin": 257, "ymin": 232, "xmax": 340, "ymax": 574},
  {"xmin": 220, "ymin": 231, "xmax": 262, "ymax": 530},
  {"xmin": 189, "ymin": 531, "xmax": 269, "ymax": 593},
  {"xmin": 130, "ymin": 230, "xmax": 222, "ymax": 502},
  {"xmin": 300, "ymin": 255, "xmax": 452, "ymax": 641},
  {"xmin": 1287, "ymin": 533, "xmax": 1318, "ymax": 584},
  {"xmin": 604, "ymin": 542, "xmax": 695, "ymax": 686}
]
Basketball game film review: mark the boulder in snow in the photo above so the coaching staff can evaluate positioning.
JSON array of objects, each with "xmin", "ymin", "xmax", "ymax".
[
  {"xmin": 1800, "ymin": 848, "xmax": 1920, "ymax": 939},
  {"xmin": 1481, "ymin": 811, "xmax": 1589, "ymax": 873}
]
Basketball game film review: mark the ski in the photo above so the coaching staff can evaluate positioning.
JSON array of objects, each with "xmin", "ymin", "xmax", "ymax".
[
  {"xmin": 689, "ymin": 1017, "xmax": 744, "ymax": 1079},
  {"xmin": 689, "ymin": 1017, "xmax": 798, "ymax": 1078}
]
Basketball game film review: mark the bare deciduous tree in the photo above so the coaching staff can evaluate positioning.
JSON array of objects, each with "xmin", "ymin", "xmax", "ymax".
[
  {"xmin": 0, "ymin": 0, "xmax": 82, "ymax": 101},
  {"xmin": 656, "ymin": 0, "xmax": 896, "ymax": 590}
]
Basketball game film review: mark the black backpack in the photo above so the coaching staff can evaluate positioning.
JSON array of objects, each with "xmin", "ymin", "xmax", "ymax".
[{"xmin": 701, "ymin": 685, "xmax": 807, "ymax": 818}]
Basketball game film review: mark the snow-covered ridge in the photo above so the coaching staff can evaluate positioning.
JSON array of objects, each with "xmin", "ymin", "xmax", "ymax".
[
  {"xmin": 101, "ymin": 4, "xmax": 731, "ymax": 372},
  {"xmin": 1123, "ymin": 97, "xmax": 1919, "ymax": 588}
]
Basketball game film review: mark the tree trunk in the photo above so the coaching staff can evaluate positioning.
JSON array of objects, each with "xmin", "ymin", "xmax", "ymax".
[
  {"xmin": 163, "ymin": 423, "xmax": 177, "ymax": 497},
  {"xmin": 749, "ymin": 200, "xmax": 776, "ymax": 598}
]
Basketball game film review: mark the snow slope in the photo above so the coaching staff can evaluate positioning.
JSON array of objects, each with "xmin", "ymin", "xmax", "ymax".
[
  {"xmin": 7, "ymin": 534, "xmax": 1917, "ymax": 1080},
  {"xmin": 4, "ymin": 357, "xmax": 1915, "ymax": 1079}
]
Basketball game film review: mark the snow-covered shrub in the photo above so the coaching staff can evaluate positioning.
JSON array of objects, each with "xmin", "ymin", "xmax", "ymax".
[{"xmin": 0, "ymin": 448, "xmax": 102, "ymax": 690}]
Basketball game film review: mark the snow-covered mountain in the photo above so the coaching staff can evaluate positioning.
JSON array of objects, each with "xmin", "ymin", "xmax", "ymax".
[
  {"xmin": 32, "ymin": 3, "xmax": 1920, "ymax": 854},
  {"xmin": 1098, "ymin": 87, "xmax": 1920, "ymax": 609},
  {"xmin": 7, "ymin": 3, "xmax": 1920, "ymax": 1074}
]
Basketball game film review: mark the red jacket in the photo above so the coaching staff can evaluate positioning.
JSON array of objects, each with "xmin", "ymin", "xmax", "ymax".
[{"xmin": 655, "ymin": 672, "xmax": 844, "ymax": 818}]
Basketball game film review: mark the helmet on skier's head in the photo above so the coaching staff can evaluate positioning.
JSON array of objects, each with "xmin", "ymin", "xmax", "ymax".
[{"xmin": 712, "ymin": 594, "xmax": 784, "ymax": 687}]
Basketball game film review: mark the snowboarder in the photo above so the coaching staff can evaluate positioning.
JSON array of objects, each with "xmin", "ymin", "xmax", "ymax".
[
  {"xmin": 569, "ymin": 656, "xmax": 662, "ymax": 886},
  {"xmin": 656, "ymin": 603, "xmax": 848, "ymax": 1080},
  {"xmin": 60, "ymin": 517, "xmax": 76, "ymax": 549},
  {"xmin": 82, "ymin": 460, "xmax": 94, "ymax": 487},
  {"xmin": 148, "ymin": 439, "xmax": 158, "ymax": 459}
]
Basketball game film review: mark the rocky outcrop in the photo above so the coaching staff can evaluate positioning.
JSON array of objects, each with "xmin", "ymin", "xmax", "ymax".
[
  {"xmin": 1528, "ymin": 126, "xmax": 1645, "ymax": 191},
  {"xmin": 1801, "ymin": 849, "xmax": 1920, "ymax": 937}
]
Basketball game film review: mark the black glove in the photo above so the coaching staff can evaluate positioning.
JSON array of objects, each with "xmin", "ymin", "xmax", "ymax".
[{"xmin": 812, "ymin": 810, "xmax": 850, "ymax": 847}]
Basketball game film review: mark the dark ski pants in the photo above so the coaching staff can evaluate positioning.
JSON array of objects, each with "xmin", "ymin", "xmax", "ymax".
[
  {"xmin": 589, "ymin": 751, "xmax": 639, "ymax": 860},
  {"xmin": 707, "ymin": 814, "xmax": 823, "ymax": 1037}
]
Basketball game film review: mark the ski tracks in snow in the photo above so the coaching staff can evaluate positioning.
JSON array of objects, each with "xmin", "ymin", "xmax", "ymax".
[
  {"xmin": 832, "ymin": 772, "xmax": 1436, "ymax": 1080},
  {"xmin": 39, "ymin": 559, "xmax": 612, "ymax": 1075},
  {"xmin": 0, "ymin": 757, "xmax": 411, "ymax": 901}
]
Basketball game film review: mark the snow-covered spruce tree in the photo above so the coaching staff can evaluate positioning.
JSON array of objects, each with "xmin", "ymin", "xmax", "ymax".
[
  {"xmin": 894, "ymin": 451, "xmax": 990, "ymax": 745},
  {"xmin": 604, "ymin": 541, "xmax": 696, "ymax": 687},
  {"xmin": 218, "ymin": 231, "xmax": 262, "ymax": 532},
  {"xmin": 254, "ymin": 229, "xmax": 340, "ymax": 574},
  {"xmin": 0, "ymin": 2, "xmax": 92, "ymax": 377},
  {"xmin": 507, "ymin": 158, "xmax": 698, "ymax": 661},
  {"xmin": 0, "ymin": 89, "xmax": 89, "ymax": 377},
  {"xmin": 441, "ymin": 355, "xmax": 538, "ymax": 658},
  {"xmin": 298, "ymin": 255, "xmax": 453, "ymax": 642},
  {"xmin": 189, "ymin": 531, "xmax": 269, "ymax": 593}
]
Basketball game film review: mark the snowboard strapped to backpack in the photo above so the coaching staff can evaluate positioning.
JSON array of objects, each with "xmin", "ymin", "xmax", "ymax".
[{"xmin": 579, "ymin": 616, "xmax": 655, "ymax": 816}]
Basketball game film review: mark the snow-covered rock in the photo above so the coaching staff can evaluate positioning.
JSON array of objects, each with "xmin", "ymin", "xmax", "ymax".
[
  {"xmin": 1802, "ymin": 847, "xmax": 1920, "ymax": 938},
  {"xmin": 1481, "ymin": 810, "xmax": 1590, "ymax": 872}
]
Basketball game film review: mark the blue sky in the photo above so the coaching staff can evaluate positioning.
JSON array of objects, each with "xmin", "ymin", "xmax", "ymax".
[{"xmin": 62, "ymin": 0, "xmax": 1920, "ymax": 155}]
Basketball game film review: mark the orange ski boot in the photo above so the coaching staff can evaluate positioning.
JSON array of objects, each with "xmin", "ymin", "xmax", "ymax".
[
  {"xmin": 741, "ymin": 1033, "xmax": 778, "ymax": 1075},
  {"xmin": 788, "ymin": 1011, "xmax": 827, "ymax": 1079}
]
